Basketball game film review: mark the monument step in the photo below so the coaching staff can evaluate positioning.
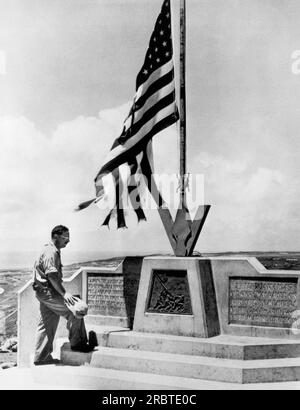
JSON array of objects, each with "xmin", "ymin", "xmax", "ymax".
[
  {"xmin": 85, "ymin": 324, "xmax": 129, "ymax": 346},
  {"xmin": 60, "ymin": 343, "xmax": 300, "ymax": 384},
  {"xmin": 105, "ymin": 332, "xmax": 300, "ymax": 360},
  {"xmin": 30, "ymin": 364, "xmax": 241, "ymax": 390},
  {"xmin": 3, "ymin": 366, "xmax": 300, "ymax": 390}
]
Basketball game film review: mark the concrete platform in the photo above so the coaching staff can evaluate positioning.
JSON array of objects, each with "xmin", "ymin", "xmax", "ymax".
[
  {"xmin": 106, "ymin": 332, "xmax": 300, "ymax": 360},
  {"xmin": 60, "ymin": 341, "xmax": 300, "ymax": 384}
]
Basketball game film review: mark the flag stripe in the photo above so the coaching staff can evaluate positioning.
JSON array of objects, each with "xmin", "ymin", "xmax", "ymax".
[
  {"xmin": 116, "ymin": 166, "xmax": 126, "ymax": 228},
  {"xmin": 115, "ymin": 91, "xmax": 176, "ymax": 147},
  {"xmin": 102, "ymin": 101, "xmax": 176, "ymax": 167},
  {"xmin": 134, "ymin": 69, "xmax": 175, "ymax": 112},
  {"xmin": 96, "ymin": 112, "xmax": 177, "ymax": 179},
  {"xmin": 140, "ymin": 144, "xmax": 165, "ymax": 208},
  {"xmin": 127, "ymin": 158, "xmax": 147, "ymax": 223},
  {"xmin": 135, "ymin": 60, "xmax": 174, "ymax": 100},
  {"xmin": 124, "ymin": 80, "xmax": 175, "ymax": 131},
  {"xmin": 97, "ymin": 103, "xmax": 176, "ymax": 175},
  {"xmin": 102, "ymin": 167, "xmax": 126, "ymax": 228}
]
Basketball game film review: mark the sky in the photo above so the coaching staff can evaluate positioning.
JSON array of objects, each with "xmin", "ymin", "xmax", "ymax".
[{"xmin": 0, "ymin": 0, "xmax": 300, "ymax": 264}]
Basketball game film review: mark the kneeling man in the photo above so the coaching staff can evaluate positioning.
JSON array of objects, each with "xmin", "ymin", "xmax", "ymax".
[{"xmin": 33, "ymin": 225, "xmax": 95, "ymax": 365}]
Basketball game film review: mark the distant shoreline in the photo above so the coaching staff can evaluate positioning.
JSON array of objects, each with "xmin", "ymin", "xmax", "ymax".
[{"xmin": 0, "ymin": 251, "xmax": 300, "ymax": 272}]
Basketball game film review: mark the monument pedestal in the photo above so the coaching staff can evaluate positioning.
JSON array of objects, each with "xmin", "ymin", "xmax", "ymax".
[
  {"xmin": 133, "ymin": 257, "xmax": 220, "ymax": 337},
  {"xmin": 133, "ymin": 256, "xmax": 300, "ymax": 340}
]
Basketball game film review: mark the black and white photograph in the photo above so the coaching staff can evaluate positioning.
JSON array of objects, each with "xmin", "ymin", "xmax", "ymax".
[{"xmin": 1, "ymin": 0, "xmax": 300, "ymax": 393}]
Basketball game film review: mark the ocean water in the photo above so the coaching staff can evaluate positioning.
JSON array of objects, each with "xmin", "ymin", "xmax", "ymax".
[{"xmin": 0, "ymin": 251, "xmax": 113, "ymax": 270}]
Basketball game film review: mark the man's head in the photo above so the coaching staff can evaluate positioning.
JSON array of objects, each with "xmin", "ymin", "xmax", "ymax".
[{"xmin": 51, "ymin": 225, "xmax": 70, "ymax": 249}]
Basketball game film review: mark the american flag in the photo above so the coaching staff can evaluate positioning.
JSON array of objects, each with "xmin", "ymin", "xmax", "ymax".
[{"xmin": 77, "ymin": 0, "xmax": 179, "ymax": 227}]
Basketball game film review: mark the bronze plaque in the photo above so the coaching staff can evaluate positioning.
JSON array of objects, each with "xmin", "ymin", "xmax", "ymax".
[
  {"xmin": 147, "ymin": 269, "xmax": 192, "ymax": 315},
  {"xmin": 229, "ymin": 277, "xmax": 298, "ymax": 328},
  {"xmin": 87, "ymin": 273, "xmax": 127, "ymax": 316}
]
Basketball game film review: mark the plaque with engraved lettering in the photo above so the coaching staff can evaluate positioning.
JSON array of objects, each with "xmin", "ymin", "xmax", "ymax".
[
  {"xmin": 229, "ymin": 277, "xmax": 298, "ymax": 328},
  {"xmin": 147, "ymin": 269, "xmax": 192, "ymax": 315},
  {"xmin": 87, "ymin": 273, "xmax": 127, "ymax": 316}
]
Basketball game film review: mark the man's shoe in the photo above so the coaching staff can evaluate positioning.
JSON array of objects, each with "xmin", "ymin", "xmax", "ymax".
[
  {"xmin": 70, "ymin": 343, "xmax": 95, "ymax": 353},
  {"xmin": 88, "ymin": 331, "xmax": 98, "ymax": 348}
]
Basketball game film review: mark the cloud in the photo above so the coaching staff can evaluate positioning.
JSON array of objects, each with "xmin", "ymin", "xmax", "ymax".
[
  {"xmin": 0, "ymin": 105, "xmax": 179, "ymax": 255},
  {"xmin": 241, "ymin": 167, "xmax": 284, "ymax": 202},
  {"xmin": 192, "ymin": 151, "xmax": 284, "ymax": 204},
  {"xmin": 0, "ymin": 108, "xmax": 129, "ymax": 251},
  {"xmin": 185, "ymin": 150, "xmax": 297, "ymax": 251}
]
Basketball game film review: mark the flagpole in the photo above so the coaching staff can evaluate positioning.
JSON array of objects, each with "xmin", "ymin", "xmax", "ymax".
[{"xmin": 179, "ymin": 0, "xmax": 186, "ymax": 206}]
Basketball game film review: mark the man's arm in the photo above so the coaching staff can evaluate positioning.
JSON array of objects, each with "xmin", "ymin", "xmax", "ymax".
[{"xmin": 48, "ymin": 272, "xmax": 76, "ymax": 305}]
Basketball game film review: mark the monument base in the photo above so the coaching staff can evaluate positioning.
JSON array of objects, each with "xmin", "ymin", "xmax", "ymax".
[
  {"xmin": 133, "ymin": 257, "xmax": 220, "ymax": 337},
  {"xmin": 133, "ymin": 256, "xmax": 300, "ymax": 339}
]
